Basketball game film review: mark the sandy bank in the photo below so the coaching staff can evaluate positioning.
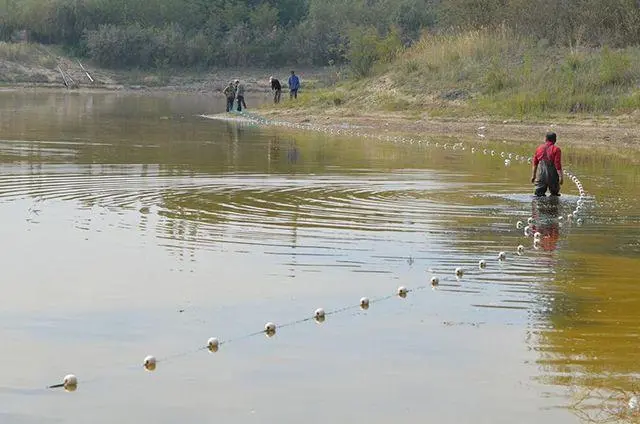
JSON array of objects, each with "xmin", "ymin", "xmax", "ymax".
[{"xmin": 256, "ymin": 107, "xmax": 640, "ymax": 161}]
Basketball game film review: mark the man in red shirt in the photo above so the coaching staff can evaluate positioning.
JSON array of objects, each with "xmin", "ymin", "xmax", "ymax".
[{"xmin": 531, "ymin": 132, "xmax": 563, "ymax": 196}]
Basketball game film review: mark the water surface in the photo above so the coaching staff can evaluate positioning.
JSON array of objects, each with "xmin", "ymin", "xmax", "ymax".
[{"xmin": 0, "ymin": 91, "xmax": 638, "ymax": 423}]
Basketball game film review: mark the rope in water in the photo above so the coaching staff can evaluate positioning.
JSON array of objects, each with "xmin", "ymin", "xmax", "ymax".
[{"xmin": 47, "ymin": 114, "xmax": 591, "ymax": 392}]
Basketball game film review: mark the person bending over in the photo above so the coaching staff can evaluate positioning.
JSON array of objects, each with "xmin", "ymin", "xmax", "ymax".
[
  {"xmin": 270, "ymin": 76, "xmax": 282, "ymax": 104},
  {"xmin": 223, "ymin": 82, "xmax": 235, "ymax": 112}
]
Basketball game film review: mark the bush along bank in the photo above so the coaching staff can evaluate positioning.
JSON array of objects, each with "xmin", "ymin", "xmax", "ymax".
[{"xmin": 289, "ymin": 30, "xmax": 640, "ymax": 119}]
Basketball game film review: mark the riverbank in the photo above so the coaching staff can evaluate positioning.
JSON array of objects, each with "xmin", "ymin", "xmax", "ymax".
[
  {"xmin": 255, "ymin": 30, "xmax": 640, "ymax": 157},
  {"xmin": 276, "ymin": 31, "xmax": 640, "ymax": 118},
  {"xmin": 3, "ymin": 39, "xmax": 640, "ymax": 160},
  {"xmin": 255, "ymin": 105, "xmax": 640, "ymax": 162},
  {"xmin": 0, "ymin": 42, "xmax": 332, "ymax": 92}
]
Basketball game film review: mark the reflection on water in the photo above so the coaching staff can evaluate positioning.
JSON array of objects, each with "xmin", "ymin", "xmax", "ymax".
[
  {"xmin": 0, "ymin": 92, "xmax": 639, "ymax": 423},
  {"xmin": 530, "ymin": 197, "xmax": 561, "ymax": 252}
]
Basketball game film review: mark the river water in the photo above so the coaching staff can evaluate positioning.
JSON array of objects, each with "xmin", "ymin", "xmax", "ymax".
[{"xmin": 0, "ymin": 91, "xmax": 638, "ymax": 424}]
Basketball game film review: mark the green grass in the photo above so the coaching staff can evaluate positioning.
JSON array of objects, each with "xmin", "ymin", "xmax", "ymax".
[{"xmin": 288, "ymin": 30, "xmax": 640, "ymax": 119}]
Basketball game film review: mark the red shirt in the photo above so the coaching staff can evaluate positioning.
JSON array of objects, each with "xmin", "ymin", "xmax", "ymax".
[{"xmin": 533, "ymin": 141, "xmax": 562, "ymax": 171}]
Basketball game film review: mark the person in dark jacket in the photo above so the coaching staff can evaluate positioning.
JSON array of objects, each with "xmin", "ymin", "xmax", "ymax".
[
  {"xmin": 223, "ymin": 81, "xmax": 235, "ymax": 112},
  {"xmin": 270, "ymin": 76, "xmax": 282, "ymax": 103},
  {"xmin": 234, "ymin": 79, "xmax": 247, "ymax": 112},
  {"xmin": 288, "ymin": 70, "xmax": 300, "ymax": 99},
  {"xmin": 531, "ymin": 132, "xmax": 563, "ymax": 196}
]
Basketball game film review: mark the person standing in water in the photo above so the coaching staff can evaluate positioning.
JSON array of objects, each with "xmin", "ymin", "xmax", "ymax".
[
  {"xmin": 288, "ymin": 70, "xmax": 300, "ymax": 99},
  {"xmin": 531, "ymin": 131, "xmax": 563, "ymax": 196},
  {"xmin": 234, "ymin": 79, "xmax": 247, "ymax": 112},
  {"xmin": 270, "ymin": 76, "xmax": 282, "ymax": 103},
  {"xmin": 223, "ymin": 81, "xmax": 236, "ymax": 112}
]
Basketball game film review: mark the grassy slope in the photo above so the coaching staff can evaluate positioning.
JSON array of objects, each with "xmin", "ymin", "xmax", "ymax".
[{"xmin": 279, "ymin": 30, "xmax": 640, "ymax": 121}]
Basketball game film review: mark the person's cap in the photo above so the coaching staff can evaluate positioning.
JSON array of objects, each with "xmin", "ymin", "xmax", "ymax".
[
  {"xmin": 234, "ymin": 79, "xmax": 239, "ymax": 83},
  {"xmin": 545, "ymin": 132, "xmax": 557, "ymax": 143}
]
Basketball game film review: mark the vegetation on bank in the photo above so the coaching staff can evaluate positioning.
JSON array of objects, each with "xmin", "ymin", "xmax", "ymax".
[
  {"xmin": 1, "ymin": 0, "xmax": 640, "ymax": 118},
  {"xmin": 281, "ymin": 30, "xmax": 640, "ymax": 118},
  {"xmin": 0, "ymin": 0, "xmax": 433, "ymax": 69},
  {"xmin": 2, "ymin": 0, "xmax": 640, "ymax": 70}
]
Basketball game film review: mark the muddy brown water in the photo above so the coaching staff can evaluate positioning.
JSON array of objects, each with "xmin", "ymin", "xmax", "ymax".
[{"xmin": 0, "ymin": 91, "xmax": 638, "ymax": 424}]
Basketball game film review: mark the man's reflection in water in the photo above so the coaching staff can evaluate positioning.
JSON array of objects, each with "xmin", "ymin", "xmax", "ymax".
[
  {"xmin": 267, "ymin": 137, "xmax": 299, "ymax": 165},
  {"xmin": 268, "ymin": 136, "xmax": 281, "ymax": 164},
  {"xmin": 531, "ymin": 196, "xmax": 560, "ymax": 251},
  {"xmin": 287, "ymin": 141, "xmax": 300, "ymax": 164}
]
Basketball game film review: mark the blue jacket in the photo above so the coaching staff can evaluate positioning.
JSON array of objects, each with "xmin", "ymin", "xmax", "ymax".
[{"xmin": 288, "ymin": 75, "xmax": 300, "ymax": 90}]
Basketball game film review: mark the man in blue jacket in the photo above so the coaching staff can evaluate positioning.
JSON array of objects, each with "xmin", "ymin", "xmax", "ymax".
[{"xmin": 288, "ymin": 70, "xmax": 300, "ymax": 99}]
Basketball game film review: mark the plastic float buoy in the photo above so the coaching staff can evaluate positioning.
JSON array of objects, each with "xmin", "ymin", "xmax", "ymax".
[
  {"xmin": 314, "ymin": 308, "xmax": 326, "ymax": 323},
  {"xmin": 63, "ymin": 374, "xmax": 78, "ymax": 392},
  {"xmin": 264, "ymin": 322, "xmax": 277, "ymax": 337},
  {"xmin": 207, "ymin": 337, "xmax": 220, "ymax": 353},
  {"xmin": 360, "ymin": 297, "xmax": 370, "ymax": 310},
  {"xmin": 143, "ymin": 355, "xmax": 157, "ymax": 372},
  {"xmin": 397, "ymin": 286, "xmax": 408, "ymax": 298}
]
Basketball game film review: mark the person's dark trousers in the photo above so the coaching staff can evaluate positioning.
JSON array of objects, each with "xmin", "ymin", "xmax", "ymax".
[
  {"xmin": 274, "ymin": 89, "xmax": 281, "ymax": 103},
  {"xmin": 534, "ymin": 163, "xmax": 560, "ymax": 196},
  {"xmin": 535, "ymin": 182, "xmax": 561, "ymax": 197},
  {"xmin": 290, "ymin": 89, "xmax": 298, "ymax": 99},
  {"xmin": 226, "ymin": 97, "xmax": 234, "ymax": 112},
  {"xmin": 236, "ymin": 96, "xmax": 245, "ymax": 111}
]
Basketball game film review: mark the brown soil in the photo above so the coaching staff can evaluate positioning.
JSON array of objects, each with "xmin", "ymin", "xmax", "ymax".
[{"xmin": 259, "ymin": 108, "xmax": 640, "ymax": 160}]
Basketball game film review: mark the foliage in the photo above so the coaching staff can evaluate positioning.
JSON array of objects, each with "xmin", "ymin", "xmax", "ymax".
[
  {"xmin": 347, "ymin": 26, "xmax": 402, "ymax": 78},
  {"xmin": 2, "ymin": 0, "xmax": 640, "ymax": 69},
  {"xmin": 307, "ymin": 29, "xmax": 640, "ymax": 117},
  {"xmin": 0, "ymin": 0, "xmax": 436, "ymax": 68}
]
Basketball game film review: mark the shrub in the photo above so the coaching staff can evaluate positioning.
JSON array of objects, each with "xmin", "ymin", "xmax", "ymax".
[
  {"xmin": 483, "ymin": 65, "xmax": 511, "ymax": 94},
  {"xmin": 347, "ymin": 26, "xmax": 402, "ymax": 78},
  {"xmin": 599, "ymin": 47, "xmax": 632, "ymax": 86},
  {"xmin": 405, "ymin": 59, "xmax": 419, "ymax": 73}
]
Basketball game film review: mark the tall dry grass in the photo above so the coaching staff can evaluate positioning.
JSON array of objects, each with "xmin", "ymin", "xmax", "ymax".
[{"xmin": 310, "ymin": 29, "xmax": 640, "ymax": 117}]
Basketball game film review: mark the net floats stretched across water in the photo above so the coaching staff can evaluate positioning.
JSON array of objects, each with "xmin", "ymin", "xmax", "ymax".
[{"xmin": 44, "ymin": 117, "xmax": 591, "ymax": 393}]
